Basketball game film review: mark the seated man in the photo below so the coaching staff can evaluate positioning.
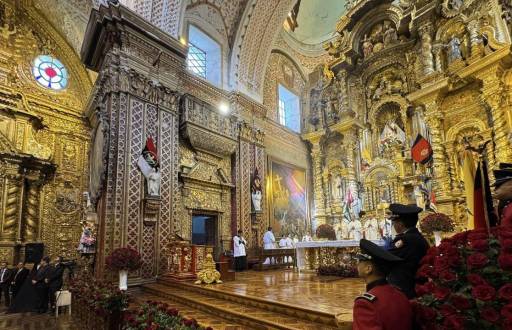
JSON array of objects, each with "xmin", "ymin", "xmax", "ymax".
[{"xmin": 351, "ymin": 239, "xmax": 412, "ymax": 330}]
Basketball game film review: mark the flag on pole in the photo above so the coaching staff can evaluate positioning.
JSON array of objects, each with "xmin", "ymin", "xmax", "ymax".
[
  {"xmin": 473, "ymin": 161, "xmax": 493, "ymax": 230},
  {"xmin": 462, "ymin": 151, "xmax": 476, "ymax": 229},
  {"xmin": 411, "ymin": 134, "xmax": 433, "ymax": 164},
  {"xmin": 137, "ymin": 137, "xmax": 158, "ymax": 177}
]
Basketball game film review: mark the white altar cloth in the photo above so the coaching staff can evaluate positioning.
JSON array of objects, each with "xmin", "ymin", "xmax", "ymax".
[{"xmin": 295, "ymin": 239, "xmax": 385, "ymax": 273}]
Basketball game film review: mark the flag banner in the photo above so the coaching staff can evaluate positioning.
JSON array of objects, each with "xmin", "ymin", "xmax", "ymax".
[
  {"xmin": 137, "ymin": 137, "xmax": 158, "ymax": 178},
  {"xmin": 411, "ymin": 134, "xmax": 433, "ymax": 164},
  {"xmin": 462, "ymin": 151, "xmax": 476, "ymax": 229},
  {"xmin": 473, "ymin": 161, "xmax": 494, "ymax": 229}
]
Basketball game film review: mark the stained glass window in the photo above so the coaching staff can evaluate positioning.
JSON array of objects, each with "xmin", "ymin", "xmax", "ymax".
[{"xmin": 32, "ymin": 55, "xmax": 68, "ymax": 90}]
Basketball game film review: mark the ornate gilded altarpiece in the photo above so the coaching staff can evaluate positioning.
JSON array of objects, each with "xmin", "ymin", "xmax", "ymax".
[
  {"xmin": 307, "ymin": 0, "xmax": 512, "ymax": 230},
  {"xmin": 0, "ymin": 0, "xmax": 92, "ymax": 264}
]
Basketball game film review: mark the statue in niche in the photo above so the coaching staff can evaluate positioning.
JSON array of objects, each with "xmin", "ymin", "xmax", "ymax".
[
  {"xmin": 362, "ymin": 34, "xmax": 374, "ymax": 58},
  {"xmin": 251, "ymin": 168, "xmax": 263, "ymax": 212},
  {"xmin": 372, "ymin": 79, "xmax": 387, "ymax": 101},
  {"xmin": 446, "ymin": 36, "xmax": 463, "ymax": 63},
  {"xmin": 383, "ymin": 23, "xmax": 398, "ymax": 46},
  {"xmin": 147, "ymin": 167, "xmax": 161, "ymax": 196},
  {"xmin": 449, "ymin": 0, "xmax": 463, "ymax": 10},
  {"xmin": 332, "ymin": 175, "xmax": 343, "ymax": 199},
  {"xmin": 379, "ymin": 119, "xmax": 406, "ymax": 154}
]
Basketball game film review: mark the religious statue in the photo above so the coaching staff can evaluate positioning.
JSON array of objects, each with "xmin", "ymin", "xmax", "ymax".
[
  {"xmin": 332, "ymin": 175, "xmax": 343, "ymax": 199},
  {"xmin": 77, "ymin": 221, "xmax": 96, "ymax": 254},
  {"xmin": 147, "ymin": 167, "xmax": 161, "ymax": 196},
  {"xmin": 446, "ymin": 36, "xmax": 463, "ymax": 64},
  {"xmin": 362, "ymin": 34, "xmax": 374, "ymax": 58},
  {"xmin": 372, "ymin": 79, "xmax": 386, "ymax": 101},
  {"xmin": 383, "ymin": 23, "xmax": 398, "ymax": 46},
  {"xmin": 251, "ymin": 168, "xmax": 263, "ymax": 212},
  {"xmin": 449, "ymin": 0, "xmax": 463, "ymax": 10}
]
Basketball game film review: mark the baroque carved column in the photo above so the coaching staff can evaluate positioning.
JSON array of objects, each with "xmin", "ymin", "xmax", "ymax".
[
  {"xmin": 310, "ymin": 141, "xmax": 327, "ymax": 226},
  {"xmin": 424, "ymin": 100, "xmax": 451, "ymax": 199},
  {"xmin": 478, "ymin": 65, "xmax": 512, "ymax": 163},
  {"xmin": 82, "ymin": 4, "xmax": 184, "ymax": 278},
  {"xmin": 419, "ymin": 24, "xmax": 435, "ymax": 76}
]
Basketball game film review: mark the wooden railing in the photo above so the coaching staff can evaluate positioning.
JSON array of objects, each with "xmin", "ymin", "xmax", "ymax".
[{"xmin": 252, "ymin": 248, "xmax": 296, "ymax": 270}]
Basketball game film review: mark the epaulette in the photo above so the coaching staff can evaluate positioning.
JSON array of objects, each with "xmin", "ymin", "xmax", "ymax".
[{"xmin": 355, "ymin": 292, "xmax": 376, "ymax": 302}]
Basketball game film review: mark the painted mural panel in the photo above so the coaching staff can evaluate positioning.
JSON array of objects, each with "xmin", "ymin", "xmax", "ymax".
[{"xmin": 268, "ymin": 160, "xmax": 308, "ymax": 238}]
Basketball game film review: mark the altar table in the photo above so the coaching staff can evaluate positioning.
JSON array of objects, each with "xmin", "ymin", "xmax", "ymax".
[{"xmin": 295, "ymin": 240, "xmax": 384, "ymax": 273}]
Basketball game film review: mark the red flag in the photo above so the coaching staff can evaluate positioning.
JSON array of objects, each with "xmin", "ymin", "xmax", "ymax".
[
  {"xmin": 473, "ymin": 161, "xmax": 493, "ymax": 230},
  {"xmin": 346, "ymin": 188, "xmax": 354, "ymax": 205},
  {"xmin": 411, "ymin": 134, "xmax": 433, "ymax": 164}
]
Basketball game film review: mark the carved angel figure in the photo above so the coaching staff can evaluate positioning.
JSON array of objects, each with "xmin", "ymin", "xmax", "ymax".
[
  {"xmin": 362, "ymin": 34, "xmax": 374, "ymax": 58},
  {"xmin": 446, "ymin": 36, "xmax": 463, "ymax": 63},
  {"xmin": 383, "ymin": 24, "xmax": 398, "ymax": 46},
  {"xmin": 449, "ymin": 0, "xmax": 463, "ymax": 10}
]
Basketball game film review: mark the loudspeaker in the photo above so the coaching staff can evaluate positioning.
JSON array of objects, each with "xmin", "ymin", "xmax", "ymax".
[{"xmin": 25, "ymin": 243, "xmax": 44, "ymax": 263}]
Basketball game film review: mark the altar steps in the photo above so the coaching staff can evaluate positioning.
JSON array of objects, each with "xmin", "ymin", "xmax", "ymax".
[
  {"xmin": 142, "ymin": 279, "xmax": 342, "ymax": 330},
  {"xmin": 135, "ymin": 292, "xmax": 245, "ymax": 330}
]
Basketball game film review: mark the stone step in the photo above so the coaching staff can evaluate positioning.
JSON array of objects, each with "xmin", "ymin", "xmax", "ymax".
[{"xmin": 143, "ymin": 281, "xmax": 340, "ymax": 330}]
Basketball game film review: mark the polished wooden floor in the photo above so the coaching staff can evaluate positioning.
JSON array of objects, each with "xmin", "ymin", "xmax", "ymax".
[{"xmin": 141, "ymin": 269, "xmax": 365, "ymax": 329}]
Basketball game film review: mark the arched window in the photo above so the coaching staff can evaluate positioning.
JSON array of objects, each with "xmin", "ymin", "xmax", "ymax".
[
  {"xmin": 278, "ymin": 84, "xmax": 301, "ymax": 133},
  {"xmin": 187, "ymin": 25, "xmax": 222, "ymax": 86},
  {"xmin": 32, "ymin": 55, "xmax": 68, "ymax": 90}
]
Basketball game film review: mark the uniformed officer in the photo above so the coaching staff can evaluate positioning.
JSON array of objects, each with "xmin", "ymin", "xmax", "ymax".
[
  {"xmin": 387, "ymin": 203, "xmax": 429, "ymax": 299},
  {"xmin": 352, "ymin": 239, "xmax": 412, "ymax": 330},
  {"xmin": 493, "ymin": 163, "xmax": 512, "ymax": 227}
]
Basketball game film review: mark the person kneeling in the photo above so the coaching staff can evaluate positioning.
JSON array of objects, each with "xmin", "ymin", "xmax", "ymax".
[{"xmin": 352, "ymin": 239, "xmax": 413, "ymax": 330}]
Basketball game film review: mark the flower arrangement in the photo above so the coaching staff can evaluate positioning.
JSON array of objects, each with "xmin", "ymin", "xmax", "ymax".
[
  {"xmin": 316, "ymin": 224, "xmax": 336, "ymax": 241},
  {"xmin": 419, "ymin": 213, "xmax": 455, "ymax": 234},
  {"xmin": 80, "ymin": 235, "xmax": 96, "ymax": 247},
  {"xmin": 106, "ymin": 247, "xmax": 143, "ymax": 272},
  {"xmin": 317, "ymin": 264, "xmax": 357, "ymax": 278},
  {"xmin": 69, "ymin": 276, "xmax": 129, "ymax": 317},
  {"xmin": 413, "ymin": 226, "xmax": 512, "ymax": 329},
  {"xmin": 124, "ymin": 301, "xmax": 212, "ymax": 330}
]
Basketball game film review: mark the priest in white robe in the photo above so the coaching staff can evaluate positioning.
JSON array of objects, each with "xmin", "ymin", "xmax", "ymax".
[
  {"xmin": 263, "ymin": 227, "xmax": 276, "ymax": 265},
  {"xmin": 233, "ymin": 230, "xmax": 247, "ymax": 271}
]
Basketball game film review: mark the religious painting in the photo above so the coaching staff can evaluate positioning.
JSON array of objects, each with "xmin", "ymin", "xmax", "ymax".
[{"xmin": 268, "ymin": 159, "xmax": 308, "ymax": 238}]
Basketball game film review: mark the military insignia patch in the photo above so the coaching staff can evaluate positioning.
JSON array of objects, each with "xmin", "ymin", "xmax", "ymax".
[
  {"xmin": 356, "ymin": 293, "xmax": 376, "ymax": 302},
  {"xmin": 395, "ymin": 240, "xmax": 404, "ymax": 248}
]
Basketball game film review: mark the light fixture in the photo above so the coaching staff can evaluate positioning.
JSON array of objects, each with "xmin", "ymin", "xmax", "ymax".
[
  {"xmin": 179, "ymin": 37, "xmax": 187, "ymax": 45},
  {"xmin": 219, "ymin": 103, "xmax": 230, "ymax": 115}
]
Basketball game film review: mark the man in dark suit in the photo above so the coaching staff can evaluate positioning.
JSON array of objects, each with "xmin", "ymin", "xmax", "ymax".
[
  {"xmin": 46, "ymin": 256, "xmax": 65, "ymax": 313},
  {"xmin": 387, "ymin": 203, "xmax": 430, "ymax": 299},
  {"xmin": 32, "ymin": 256, "xmax": 51, "ymax": 313},
  {"xmin": 11, "ymin": 262, "xmax": 29, "ymax": 298},
  {"xmin": 0, "ymin": 261, "xmax": 13, "ymax": 306}
]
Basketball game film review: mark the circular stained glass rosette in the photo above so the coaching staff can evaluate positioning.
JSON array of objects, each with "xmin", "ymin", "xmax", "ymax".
[{"xmin": 32, "ymin": 55, "xmax": 68, "ymax": 90}]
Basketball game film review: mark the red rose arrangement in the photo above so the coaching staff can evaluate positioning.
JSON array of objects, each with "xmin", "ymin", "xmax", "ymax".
[
  {"xmin": 414, "ymin": 226, "xmax": 512, "ymax": 329},
  {"xmin": 106, "ymin": 247, "xmax": 143, "ymax": 272},
  {"xmin": 316, "ymin": 224, "xmax": 336, "ymax": 240},
  {"xmin": 124, "ymin": 301, "xmax": 212, "ymax": 330},
  {"xmin": 419, "ymin": 213, "xmax": 455, "ymax": 234},
  {"xmin": 69, "ymin": 276, "xmax": 129, "ymax": 317}
]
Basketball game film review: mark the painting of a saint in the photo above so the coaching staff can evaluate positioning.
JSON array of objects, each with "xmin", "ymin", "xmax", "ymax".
[{"xmin": 269, "ymin": 160, "xmax": 308, "ymax": 238}]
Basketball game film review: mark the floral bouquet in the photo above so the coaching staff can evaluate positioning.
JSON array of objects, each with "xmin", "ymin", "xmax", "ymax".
[
  {"xmin": 80, "ymin": 235, "xmax": 96, "ymax": 247},
  {"xmin": 124, "ymin": 301, "xmax": 212, "ymax": 330},
  {"xmin": 69, "ymin": 276, "xmax": 129, "ymax": 317},
  {"xmin": 413, "ymin": 226, "xmax": 512, "ymax": 329},
  {"xmin": 316, "ymin": 224, "xmax": 336, "ymax": 241},
  {"xmin": 106, "ymin": 247, "xmax": 143, "ymax": 272},
  {"xmin": 420, "ymin": 213, "xmax": 455, "ymax": 234}
]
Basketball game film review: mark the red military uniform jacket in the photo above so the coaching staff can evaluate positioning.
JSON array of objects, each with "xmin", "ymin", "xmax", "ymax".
[
  {"xmin": 501, "ymin": 202, "xmax": 512, "ymax": 227},
  {"xmin": 353, "ymin": 279, "xmax": 412, "ymax": 330}
]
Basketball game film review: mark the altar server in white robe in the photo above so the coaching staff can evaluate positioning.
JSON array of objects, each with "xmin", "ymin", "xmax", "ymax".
[
  {"xmin": 349, "ymin": 219, "xmax": 363, "ymax": 241},
  {"xmin": 263, "ymin": 227, "xmax": 276, "ymax": 265},
  {"xmin": 279, "ymin": 235, "xmax": 294, "ymax": 264},
  {"xmin": 233, "ymin": 230, "xmax": 247, "ymax": 271},
  {"xmin": 364, "ymin": 218, "xmax": 380, "ymax": 240}
]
